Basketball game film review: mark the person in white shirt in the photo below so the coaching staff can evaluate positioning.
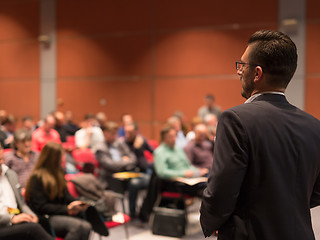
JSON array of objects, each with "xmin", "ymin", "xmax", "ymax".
[{"xmin": 0, "ymin": 148, "xmax": 53, "ymax": 240}]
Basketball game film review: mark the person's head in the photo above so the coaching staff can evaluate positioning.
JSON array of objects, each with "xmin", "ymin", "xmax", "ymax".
[
  {"xmin": 102, "ymin": 121, "xmax": 119, "ymax": 144},
  {"xmin": 65, "ymin": 110, "xmax": 74, "ymax": 123},
  {"xmin": 83, "ymin": 113, "xmax": 96, "ymax": 127},
  {"xmin": 121, "ymin": 114, "xmax": 133, "ymax": 126},
  {"xmin": 22, "ymin": 116, "xmax": 35, "ymax": 131},
  {"xmin": 3, "ymin": 114, "xmax": 17, "ymax": 132},
  {"xmin": 173, "ymin": 111, "xmax": 186, "ymax": 124},
  {"xmin": 54, "ymin": 111, "xmax": 65, "ymax": 127},
  {"xmin": 167, "ymin": 116, "xmax": 181, "ymax": 132},
  {"xmin": 237, "ymin": 30, "xmax": 297, "ymax": 99},
  {"xmin": 0, "ymin": 110, "xmax": 7, "ymax": 125},
  {"xmin": 204, "ymin": 113, "xmax": 218, "ymax": 127},
  {"xmin": 194, "ymin": 123, "xmax": 209, "ymax": 144},
  {"xmin": 204, "ymin": 94, "xmax": 215, "ymax": 108},
  {"xmin": 161, "ymin": 125, "xmax": 176, "ymax": 149},
  {"xmin": 25, "ymin": 142, "xmax": 65, "ymax": 201},
  {"xmin": 124, "ymin": 122, "xmax": 138, "ymax": 142},
  {"xmin": 43, "ymin": 114, "xmax": 56, "ymax": 133},
  {"xmin": 12, "ymin": 128, "xmax": 32, "ymax": 154},
  {"xmin": 190, "ymin": 116, "xmax": 203, "ymax": 130},
  {"xmin": 96, "ymin": 112, "xmax": 107, "ymax": 126}
]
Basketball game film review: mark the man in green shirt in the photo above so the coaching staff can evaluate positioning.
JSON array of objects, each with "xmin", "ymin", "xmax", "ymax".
[{"xmin": 154, "ymin": 126, "xmax": 208, "ymax": 181}]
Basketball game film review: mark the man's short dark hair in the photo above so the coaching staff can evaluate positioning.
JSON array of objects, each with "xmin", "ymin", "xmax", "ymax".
[
  {"xmin": 205, "ymin": 94, "xmax": 215, "ymax": 101},
  {"xmin": 101, "ymin": 121, "xmax": 118, "ymax": 132},
  {"xmin": 84, "ymin": 113, "xmax": 95, "ymax": 120},
  {"xmin": 160, "ymin": 125, "xmax": 174, "ymax": 142},
  {"xmin": 248, "ymin": 30, "xmax": 298, "ymax": 88}
]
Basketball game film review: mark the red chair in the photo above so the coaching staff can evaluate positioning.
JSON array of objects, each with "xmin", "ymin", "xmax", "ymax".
[
  {"xmin": 72, "ymin": 149, "xmax": 100, "ymax": 173},
  {"xmin": 64, "ymin": 174, "xmax": 131, "ymax": 239},
  {"xmin": 62, "ymin": 136, "xmax": 76, "ymax": 151},
  {"xmin": 144, "ymin": 139, "xmax": 159, "ymax": 163},
  {"xmin": 2, "ymin": 148, "xmax": 13, "ymax": 154}
]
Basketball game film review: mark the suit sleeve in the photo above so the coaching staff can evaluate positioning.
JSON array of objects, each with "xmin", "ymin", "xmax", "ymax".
[
  {"xmin": 200, "ymin": 109, "xmax": 249, "ymax": 237},
  {"xmin": 310, "ymin": 174, "xmax": 320, "ymax": 208}
]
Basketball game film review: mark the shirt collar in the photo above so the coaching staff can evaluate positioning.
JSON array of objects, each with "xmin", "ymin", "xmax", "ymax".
[
  {"xmin": 245, "ymin": 91, "xmax": 285, "ymax": 104},
  {"xmin": 1, "ymin": 164, "xmax": 9, "ymax": 176}
]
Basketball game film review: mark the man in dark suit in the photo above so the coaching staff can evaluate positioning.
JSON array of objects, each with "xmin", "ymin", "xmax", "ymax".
[
  {"xmin": 200, "ymin": 30, "xmax": 320, "ymax": 240},
  {"xmin": 0, "ymin": 149, "xmax": 53, "ymax": 240}
]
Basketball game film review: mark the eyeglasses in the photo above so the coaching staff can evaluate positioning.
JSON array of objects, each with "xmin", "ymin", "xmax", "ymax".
[
  {"xmin": 236, "ymin": 60, "xmax": 260, "ymax": 70},
  {"xmin": 236, "ymin": 61, "xmax": 251, "ymax": 70}
]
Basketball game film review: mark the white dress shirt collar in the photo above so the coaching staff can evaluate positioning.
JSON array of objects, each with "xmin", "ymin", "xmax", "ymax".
[{"xmin": 245, "ymin": 91, "xmax": 285, "ymax": 104}]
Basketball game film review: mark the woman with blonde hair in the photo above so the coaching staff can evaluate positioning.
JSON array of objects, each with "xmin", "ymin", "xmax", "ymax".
[{"xmin": 25, "ymin": 142, "xmax": 92, "ymax": 240}]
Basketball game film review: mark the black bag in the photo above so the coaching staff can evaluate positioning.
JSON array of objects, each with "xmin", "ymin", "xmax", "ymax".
[{"xmin": 152, "ymin": 207, "xmax": 186, "ymax": 238}]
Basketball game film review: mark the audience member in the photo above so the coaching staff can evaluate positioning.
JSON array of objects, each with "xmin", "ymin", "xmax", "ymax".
[
  {"xmin": 117, "ymin": 114, "xmax": 133, "ymax": 138},
  {"xmin": 186, "ymin": 116, "xmax": 203, "ymax": 141},
  {"xmin": 173, "ymin": 111, "xmax": 189, "ymax": 136},
  {"xmin": 184, "ymin": 123, "xmax": 213, "ymax": 170},
  {"xmin": 0, "ymin": 114, "xmax": 17, "ymax": 148},
  {"xmin": 204, "ymin": 113, "xmax": 218, "ymax": 143},
  {"xmin": 64, "ymin": 110, "xmax": 79, "ymax": 135},
  {"xmin": 4, "ymin": 129, "xmax": 39, "ymax": 190},
  {"xmin": 75, "ymin": 113, "xmax": 104, "ymax": 149},
  {"xmin": 198, "ymin": 94, "xmax": 221, "ymax": 121},
  {"xmin": 94, "ymin": 121, "xmax": 137, "ymax": 189},
  {"xmin": 25, "ymin": 142, "xmax": 92, "ymax": 240},
  {"xmin": 204, "ymin": 113, "xmax": 218, "ymax": 127},
  {"xmin": 154, "ymin": 126, "xmax": 208, "ymax": 197},
  {"xmin": 96, "ymin": 112, "xmax": 107, "ymax": 127},
  {"xmin": 167, "ymin": 116, "xmax": 188, "ymax": 148},
  {"xmin": 124, "ymin": 122, "xmax": 154, "ymax": 219},
  {"xmin": 0, "ymin": 109, "xmax": 7, "ymax": 126},
  {"xmin": 22, "ymin": 115, "xmax": 37, "ymax": 132},
  {"xmin": 54, "ymin": 111, "xmax": 69, "ymax": 142},
  {"xmin": 0, "ymin": 148, "xmax": 53, "ymax": 240},
  {"xmin": 31, "ymin": 114, "xmax": 61, "ymax": 152},
  {"xmin": 154, "ymin": 126, "xmax": 207, "ymax": 180}
]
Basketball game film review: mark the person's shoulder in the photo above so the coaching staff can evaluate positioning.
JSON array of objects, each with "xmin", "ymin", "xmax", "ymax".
[
  {"xmin": 75, "ymin": 128, "xmax": 85, "ymax": 136},
  {"xmin": 297, "ymin": 108, "xmax": 320, "ymax": 126},
  {"xmin": 154, "ymin": 144, "xmax": 166, "ymax": 153},
  {"xmin": 3, "ymin": 150, "xmax": 15, "ymax": 159},
  {"xmin": 5, "ymin": 167, "xmax": 19, "ymax": 180},
  {"xmin": 93, "ymin": 142, "xmax": 107, "ymax": 153},
  {"xmin": 32, "ymin": 127, "xmax": 42, "ymax": 136},
  {"xmin": 92, "ymin": 126, "xmax": 103, "ymax": 133},
  {"xmin": 184, "ymin": 140, "xmax": 195, "ymax": 149}
]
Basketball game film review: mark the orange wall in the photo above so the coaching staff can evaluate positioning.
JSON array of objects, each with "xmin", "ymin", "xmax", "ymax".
[
  {"xmin": 55, "ymin": 0, "xmax": 277, "ymax": 140},
  {"xmin": 306, "ymin": 0, "xmax": 320, "ymax": 119},
  {"xmin": 0, "ymin": 0, "xmax": 318, "ymax": 140},
  {"xmin": 0, "ymin": 0, "xmax": 40, "ymax": 124}
]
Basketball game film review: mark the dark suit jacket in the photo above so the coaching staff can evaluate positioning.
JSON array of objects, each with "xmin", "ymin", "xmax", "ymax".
[
  {"xmin": 94, "ymin": 139, "xmax": 137, "ymax": 189},
  {"xmin": 0, "ymin": 168, "xmax": 35, "ymax": 227},
  {"xmin": 200, "ymin": 94, "xmax": 320, "ymax": 240}
]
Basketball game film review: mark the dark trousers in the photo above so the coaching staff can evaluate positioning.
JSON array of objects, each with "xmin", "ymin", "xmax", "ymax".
[{"xmin": 0, "ymin": 222, "xmax": 53, "ymax": 240}]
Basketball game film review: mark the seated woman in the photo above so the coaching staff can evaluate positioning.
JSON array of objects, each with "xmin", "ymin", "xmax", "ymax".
[
  {"xmin": 4, "ymin": 128, "xmax": 39, "ymax": 192},
  {"xmin": 25, "ymin": 142, "xmax": 92, "ymax": 240}
]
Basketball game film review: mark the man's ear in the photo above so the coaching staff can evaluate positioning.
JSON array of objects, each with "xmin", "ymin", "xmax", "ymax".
[{"xmin": 253, "ymin": 66, "xmax": 263, "ymax": 83}]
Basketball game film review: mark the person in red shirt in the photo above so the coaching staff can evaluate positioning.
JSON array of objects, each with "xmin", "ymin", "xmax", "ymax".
[{"xmin": 31, "ymin": 114, "xmax": 61, "ymax": 152}]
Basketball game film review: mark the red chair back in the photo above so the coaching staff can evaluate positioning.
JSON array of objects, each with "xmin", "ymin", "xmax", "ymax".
[
  {"xmin": 72, "ymin": 149, "xmax": 100, "ymax": 171},
  {"xmin": 144, "ymin": 139, "xmax": 159, "ymax": 163}
]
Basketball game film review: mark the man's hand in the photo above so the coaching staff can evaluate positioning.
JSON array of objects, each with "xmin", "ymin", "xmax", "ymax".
[
  {"xmin": 11, "ymin": 213, "xmax": 38, "ymax": 224},
  {"xmin": 184, "ymin": 170, "xmax": 195, "ymax": 178},
  {"xmin": 199, "ymin": 168, "xmax": 209, "ymax": 176},
  {"xmin": 122, "ymin": 156, "xmax": 130, "ymax": 162}
]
